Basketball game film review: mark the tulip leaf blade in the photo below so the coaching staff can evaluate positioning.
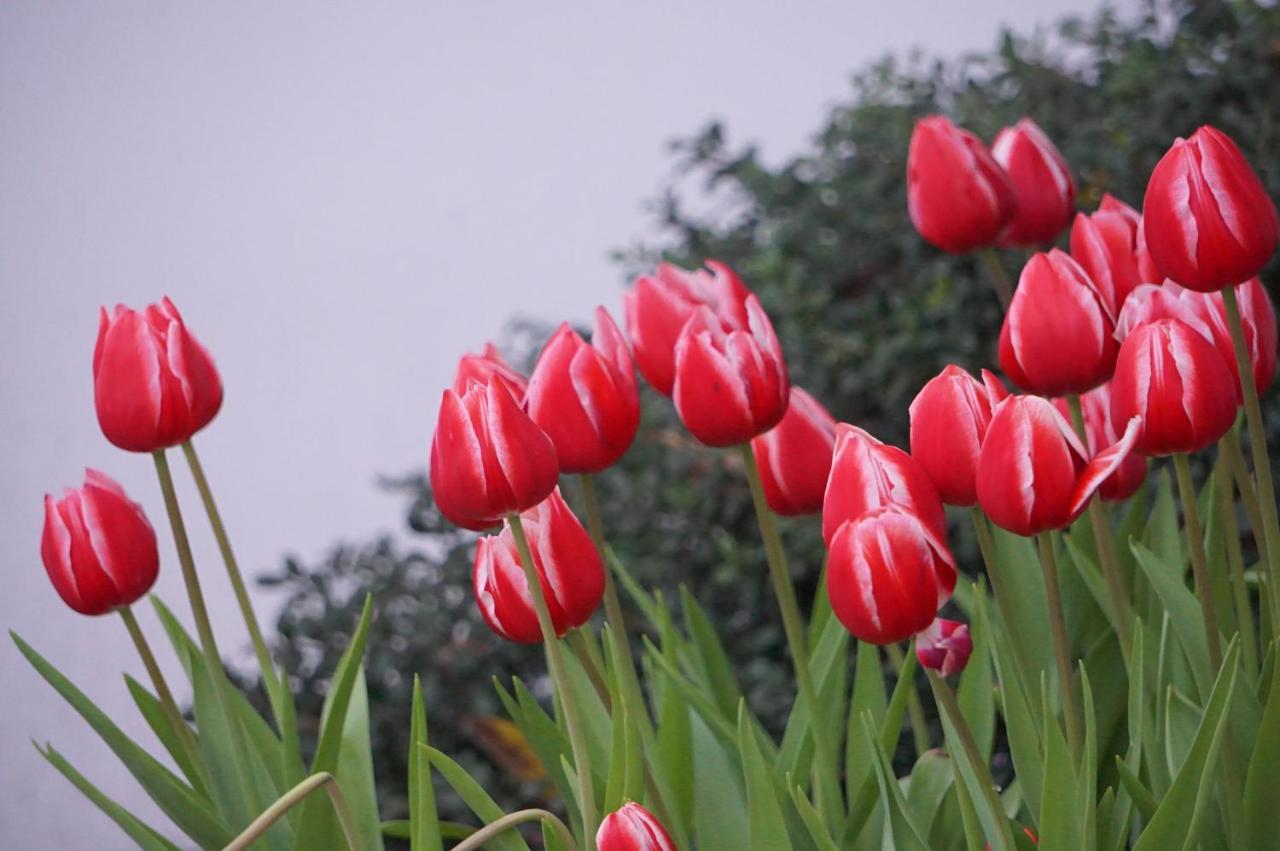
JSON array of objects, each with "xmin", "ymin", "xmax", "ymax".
[
  {"xmin": 1130, "ymin": 541, "xmax": 1213, "ymax": 700},
  {"xmin": 689, "ymin": 714, "xmax": 750, "ymax": 851},
  {"xmin": 859, "ymin": 712, "xmax": 930, "ymax": 851},
  {"xmin": 957, "ymin": 581, "xmax": 995, "ymax": 762},
  {"xmin": 789, "ymin": 780, "xmax": 841, "ymax": 851},
  {"xmin": 426, "ymin": 746, "xmax": 530, "ymax": 851},
  {"xmin": 123, "ymin": 673, "xmax": 210, "ymax": 796},
  {"xmin": 1242, "ymin": 641, "xmax": 1280, "ymax": 849},
  {"xmin": 409, "ymin": 675, "xmax": 444, "ymax": 851},
  {"xmin": 736, "ymin": 700, "xmax": 794, "ymax": 851}
]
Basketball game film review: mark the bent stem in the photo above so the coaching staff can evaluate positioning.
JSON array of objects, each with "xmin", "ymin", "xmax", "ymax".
[
  {"xmin": 1035, "ymin": 533, "xmax": 1081, "ymax": 760},
  {"xmin": 453, "ymin": 808, "xmax": 578, "ymax": 851},
  {"xmin": 181, "ymin": 441, "xmax": 284, "ymax": 720},
  {"xmin": 1222, "ymin": 285, "xmax": 1280, "ymax": 628},
  {"xmin": 1172, "ymin": 453, "xmax": 1223, "ymax": 669},
  {"xmin": 981, "ymin": 248, "xmax": 1013, "ymax": 310},
  {"xmin": 738, "ymin": 444, "xmax": 839, "ymax": 821},
  {"xmin": 509, "ymin": 512, "xmax": 598, "ymax": 850},
  {"xmin": 224, "ymin": 772, "xmax": 363, "ymax": 851},
  {"xmin": 1067, "ymin": 395, "xmax": 1133, "ymax": 658},
  {"xmin": 885, "ymin": 641, "xmax": 931, "ymax": 757}
]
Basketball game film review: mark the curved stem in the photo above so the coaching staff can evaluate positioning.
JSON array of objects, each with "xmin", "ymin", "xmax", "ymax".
[
  {"xmin": 981, "ymin": 248, "xmax": 1013, "ymax": 310},
  {"xmin": 509, "ymin": 512, "xmax": 598, "ymax": 850},
  {"xmin": 452, "ymin": 808, "xmax": 578, "ymax": 851},
  {"xmin": 738, "ymin": 444, "xmax": 839, "ymax": 821},
  {"xmin": 1222, "ymin": 285, "xmax": 1280, "ymax": 629},
  {"xmin": 1036, "ymin": 533, "xmax": 1081, "ymax": 759},
  {"xmin": 1173, "ymin": 453, "xmax": 1223, "ymax": 669},
  {"xmin": 223, "ymin": 772, "xmax": 363, "ymax": 851}
]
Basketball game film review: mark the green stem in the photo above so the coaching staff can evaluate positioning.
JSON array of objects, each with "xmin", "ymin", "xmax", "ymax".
[
  {"xmin": 926, "ymin": 669, "xmax": 1018, "ymax": 851},
  {"xmin": 224, "ymin": 772, "xmax": 363, "ymax": 851},
  {"xmin": 118, "ymin": 606, "xmax": 206, "ymax": 786},
  {"xmin": 509, "ymin": 512, "xmax": 598, "ymax": 850},
  {"xmin": 886, "ymin": 641, "xmax": 931, "ymax": 757},
  {"xmin": 738, "ymin": 444, "xmax": 839, "ymax": 821},
  {"xmin": 981, "ymin": 248, "xmax": 1013, "ymax": 310},
  {"xmin": 452, "ymin": 808, "xmax": 578, "ymax": 851},
  {"xmin": 1221, "ymin": 426, "xmax": 1266, "ymax": 558},
  {"xmin": 1173, "ymin": 453, "xmax": 1223, "ymax": 669},
  {"xmin": 181, "ymin": 441, "xmax": 283, "ymax": 720},
  {"xmin": 1036, "ymin": 533, "xmax": 1081, "ymax": 759},
  {"xmin": 1067, "ymin": 395, "xmax": 1133, "ymax": 659},
  {"xmin": 1216, "ymin": 463, "xmax": 1258, "ymax": 678},
  {"xmin": 970, "ymin": 509, "xmax": 1032, "ymax": 682},
  {"xmin": 1222, "ymin": 285, "xmax": 1280, "ymax": 629}
]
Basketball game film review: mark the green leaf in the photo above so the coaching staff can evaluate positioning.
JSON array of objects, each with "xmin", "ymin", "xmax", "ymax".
[
  {"xmin": 11, "ymin": 631, "xmax": 233, "ymax": 849},
  {"xmin": 844, "ymin": 640, "xmax": 887, "ymax": 812},
  {"xmin": 860, "ymin": 713, "xmax": 930, "ymax": 851},
  {"xmin": 737, "ymin": 701, "xmax": 794, "ymax": 851},
  {"xmin": 984, "ymin": 589, "xmax": 1045, "ymax": 824},
  {"xmin": 957, "ymin": 583, "xmax": 995, "ymax": 762},
  {"xmin": 332, "ymin": 667, "xmax": 385, "ymax": 851},
  {"xmin": 381, "ymin": 820, "xmax": 475, "ymax": 841},
  {"xmin": 1242, "ymin": 636, "xmax": 1280, "ymax": 849},
  {"xmin": 1037, "ymin": 678, "xmax": 1083, "ymax": 851},
  {"xmin": 789, "ymin": 781, "xmax": 841, "ymax": 851},
  {"xmin": 35, "ymin": 741, "xmax": 183, "ymax": 851},
  {"xmin": 427, "ymin": 746, "xmax": 531, "ymax": 851},
  {"xmin": 932, "ymin": 672, "xmax": 1013, "ymax": 851},
  {"xmin": 1130, "ymin": 541, "xmax": 1213, "ymax": 700},
  {"xmin": 408, "ymin": 676, "xmax": 444, "ymax": 851},
  {"xmin": 1114, "ymin": 759, "xmax": 1158, "ymax": 822},
  {"xmin": 903, "ymin": 750, "xmax": 956, "ymax": 840},
  {"xmin": 606, "ymin": 548, "xmax": 662, "ymax": 626},
  {"xmin": 653, "ymin": 647, "xmax": 694, "ymax": 839},
  {"xmin": 690, "ymin": 714, "xmax": 750, "ymax": 851},
  {"xmin": 123, "ymin": 674, "xmax": 210, "ymax": 796},
  {"xmin": 680, "ymin": 585, "xmax": 747, "ymax": 721}
]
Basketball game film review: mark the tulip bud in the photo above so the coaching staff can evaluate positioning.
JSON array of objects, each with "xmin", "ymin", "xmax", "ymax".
[
  {"xmin": 94, "ymin": 298, "xmax": 223, "ymax": 453},
  {"xmin": 977, "ymin": 395, "xmax": 1141, "ymax": 536},
  {"xmin": 916, "ymin": 618, "xmax": 973, "ymax": 676},
  {"xmin": 430, "ymin": 378, "xmax": 559, "ymax": 531},
  {"xmin": 1099, "ymin": 193, "xmax": 1141, "ymax": 233},
  {"xmin": 473, "ymin": 489, "xmax": 604, "ymax": 643},
  {"xmin": 906, "ymin": 115, "xmax": 1017, "ymax": 254},
  {"xmin": 1053, "ymin": 383, "xmax": 1146, "ymax": 502},
  {"xmin": 672, "ymin": 295, "xmax": 789, "ymax": 447},
  {"xmin": 827, "ymin": 506, "xmax": 956, "ymax": 645},
  {"xmin": 823, "ymin": 424, "xmax": 950, "ymax": 557},
  {"xmin": 1142, "ymin": 125, "xmax": 1279, "ymax": 292},
  {"xmin": 992, "ymin": 118, "xmax": 1075, "ymax": 247},
  {"xmin": 1070, "ymin": 209, "xmax": 1143, "ymax": 316},
  {"xmin": 41, "ymin": 470, "xmax": 159, "ymax": 616},
  {"xmin": 624, "ymin": 260, "xmax": 752, "ymax": 396},
  {"xmin": 749, "ymin": 387, "xmax": 838, "ymax": 516},
  {"xmin": 1111, "ymin": 319, "xmax": 1239, "ymax": 456},
  {"xmin": 909, "ymin": 366, "xmax": 1008, "ymax": 507},
  {"xmin": 453, "ymin": 343, "xmax": 528, "ymax": 399},
  {"xmin": 527, "ymin": 308, "xmax": 640, "ymax": 473},
  {"xmin": 596, "ymin": 802, "xmax": 677, "ymax": 851},
  {"xmin": 998, "ymin": 249, "xmax": 1118, "ymax": 397}
]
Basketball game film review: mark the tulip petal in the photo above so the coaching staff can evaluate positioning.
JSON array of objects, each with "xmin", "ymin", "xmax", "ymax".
[{"xmin": 1070, "ymin": 415, "xmax": 1142, "ymax": 517}]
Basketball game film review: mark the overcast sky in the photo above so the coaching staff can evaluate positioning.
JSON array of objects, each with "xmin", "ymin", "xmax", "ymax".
[{"xmin": 0, "ymin": 1, "xmax": 1123, "ymax": 844}]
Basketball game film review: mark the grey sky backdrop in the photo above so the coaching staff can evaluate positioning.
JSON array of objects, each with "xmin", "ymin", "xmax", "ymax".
[{"xmin": 1, "ymin": 2, "xmax": 1122, "ymax": 845}]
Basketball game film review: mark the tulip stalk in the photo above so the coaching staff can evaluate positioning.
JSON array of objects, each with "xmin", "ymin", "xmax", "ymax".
[
  {"xmin": 1221, "ymin": 285, "xmax": 1280, "ymax": 626},
  {"xmin": 1035, "ymin": 532, "xmax": 1082, "ymax": 759},
  {"xmin": 885, "ymin": 641, "xmax": 931, "ymax": 756},
  {"xmin": 969, "ymin": 509, "xmax": 1032, "ymax": 681},
  {"xmin": 508, "ymin": 511, "xmax": 598, "ymax": 850},
  {"xmin": 1172, "ymin": 453, "xmax": 1224, "ymax": 669},
  {"xmin": 1220, "ymin": 426, "xmax": 1267, "ymax": 567},
  {"xmin": 223, "ymin": 772, "xmax": 362, "ymax": 851},
  {"xmin": 981, "ymin": 248, "xmax": 1013, "ymax": 310},
  {"xmin": 1216, "ymin": 462, "xmax": 1258, "ymax": 677},
  {"xmin": 453, "ymin": 809, "xmax": 578, "ymax": 851}
]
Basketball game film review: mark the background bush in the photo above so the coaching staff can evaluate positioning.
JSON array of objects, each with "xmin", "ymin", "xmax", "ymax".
[{"xmin": 257, "ymin": 0, "xmax": 1280, "ymax": 826}]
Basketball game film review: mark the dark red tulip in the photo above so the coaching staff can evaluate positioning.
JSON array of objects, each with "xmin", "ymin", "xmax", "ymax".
[
  {"xmin": 992, "ymin": 118, "xmax": 1075, "ymax": 247},
  {"xmin": 909, "ymin": 366, "xmax": 1008, "ymax": 507},
  {"xmin": 998, "ymin": 249, "xmax": 1118, "ymax": 396},
  {"xmin": 453, "ymin": 342, "xmax": 528, "ymax": 399},
  {"xmin": 977, "ymin": 395, "xmax": 1141, "ymax": 536},
  {"xmin": 1111, "ymin": 319, "xmax": 1239, "ymax": 456},
  {"xmin": 1052, "ymin": 383, "xmax": 1146, "ymax": 502},
  {"xmin": 1142, "ymin": 125, "xmax": 1279, "ymax": 292},
  {"xmin": 826, "ymin": 505, "xmax": 956, "ymax": 645},
  {"xmin": 916, "ymin": 618, "xmax": 973, "ymax": 676},
  {"xmin": 1070, "ymin": 209, "xmax": 1143, "ymax": 316},
  {"xmin": 473, "ymin": 488, "xmax": 604, "ymax": 643},
  {"xmin": 750, "ymin": 387, "xmax": 837, "ymax": 516},
  {"xmin": 624, "ymin": 260, "xmax": 752, "ymax": 396},
  {"xmin": 41, "ymin": 470, "xmax": 159, "ymax": 616},
  {"xmin": 596, "ymin": 802, "xmax": 677, "ymax": 851},
  {"xmin": 672, "ymin": 295, "xmax": 789, "ymax": 447},
  {"xmin": 94, "ymin": 298, "xmax": 223, "ymax": 452},
  {"xmin": 906, "ymin": 115, "xmax": 1017, "ymax": 254},
  {"xmin": 430, "ymin": 377, "xmax": 559, "ymax": 531},
  {"xmin": 526, "ymin": 308, "xmax": 640, "ymax": 473}
]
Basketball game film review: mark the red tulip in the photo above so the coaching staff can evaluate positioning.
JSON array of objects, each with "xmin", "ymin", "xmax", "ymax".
[
  {"xmin": 822, "ymin": 424, "xmax": 950, "ymax": 561},
  {"xmin": 596, "ymin": 802, "xmax": 677, "ymax": 851},
  {"xmin": 992, "ymin": 118, "xmax": 1075, "ymax": 247},
  {"xmin": 526, "ymin": 308, "xmax": 640, "ymax": 473},
  {"xmin": 906, "ymin": 115, "xmax": 1017, "ymax": 254},
  {"xmin": 672, "ymin": 295, "xmax": 789, "ymax": 447},
  {"xmin": 1052, "ymin": 384, "xmax": 1146, "ymax": 502},
  {"xmin": 41, "ymin": 470, "xmax": 159, "ymax": 616},
  {"xmin": 453, "ymin": 342, "xmax": 528, "ymax": 399},
  {"xmin": 976, "ymin": 395, "xmax": 1141, "ymax": 536},
  {"xmin": 1099, "ymin": 193, "xmax": 1141, "ymax": 232},
  {"xmin": 826, "ymin": 505, "xmax": 956, "ymax": 645},
  {"xmin": 94, "ymin": 298, "xmax": 223, "ymax": 452},
  {"xmin": 998, "ymin": 249, "xmax": 1118, "ymax": 396},
  {"xmin": 916, "ymin": 618, "xmax": 973, "ymax": 676},
  {"xmin": 1096, "ymin": 194, "xmax": 1162, "ymax": 287},
  {"xmin": 624, "ymin": 260, "xmax": 752, "ymax": 396},
  {"xmin": 473, "ymin": 488, "xmax": 604, "ymax": 643},
  {"xmin": 908, "ymin": 366, "xmax": 1008, "ymax": 507},
  {"xmin": 749, "ymin": 387, "xmax": 838, "ymax": 516},
  {"xmin": 1070, "ymin": 209, "xmax": 1143, "ymax": 316},
  {"xmin": 1111, "ymin": 319, "xmax": 1239, "ymax": 456},
  {"xmin": 1142, "ymin": 125, "xmax": 1279, "ymax": 292},
  {"xmin": 430, "ymin": 377, "xmax": 559, "ymax": 531}
]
